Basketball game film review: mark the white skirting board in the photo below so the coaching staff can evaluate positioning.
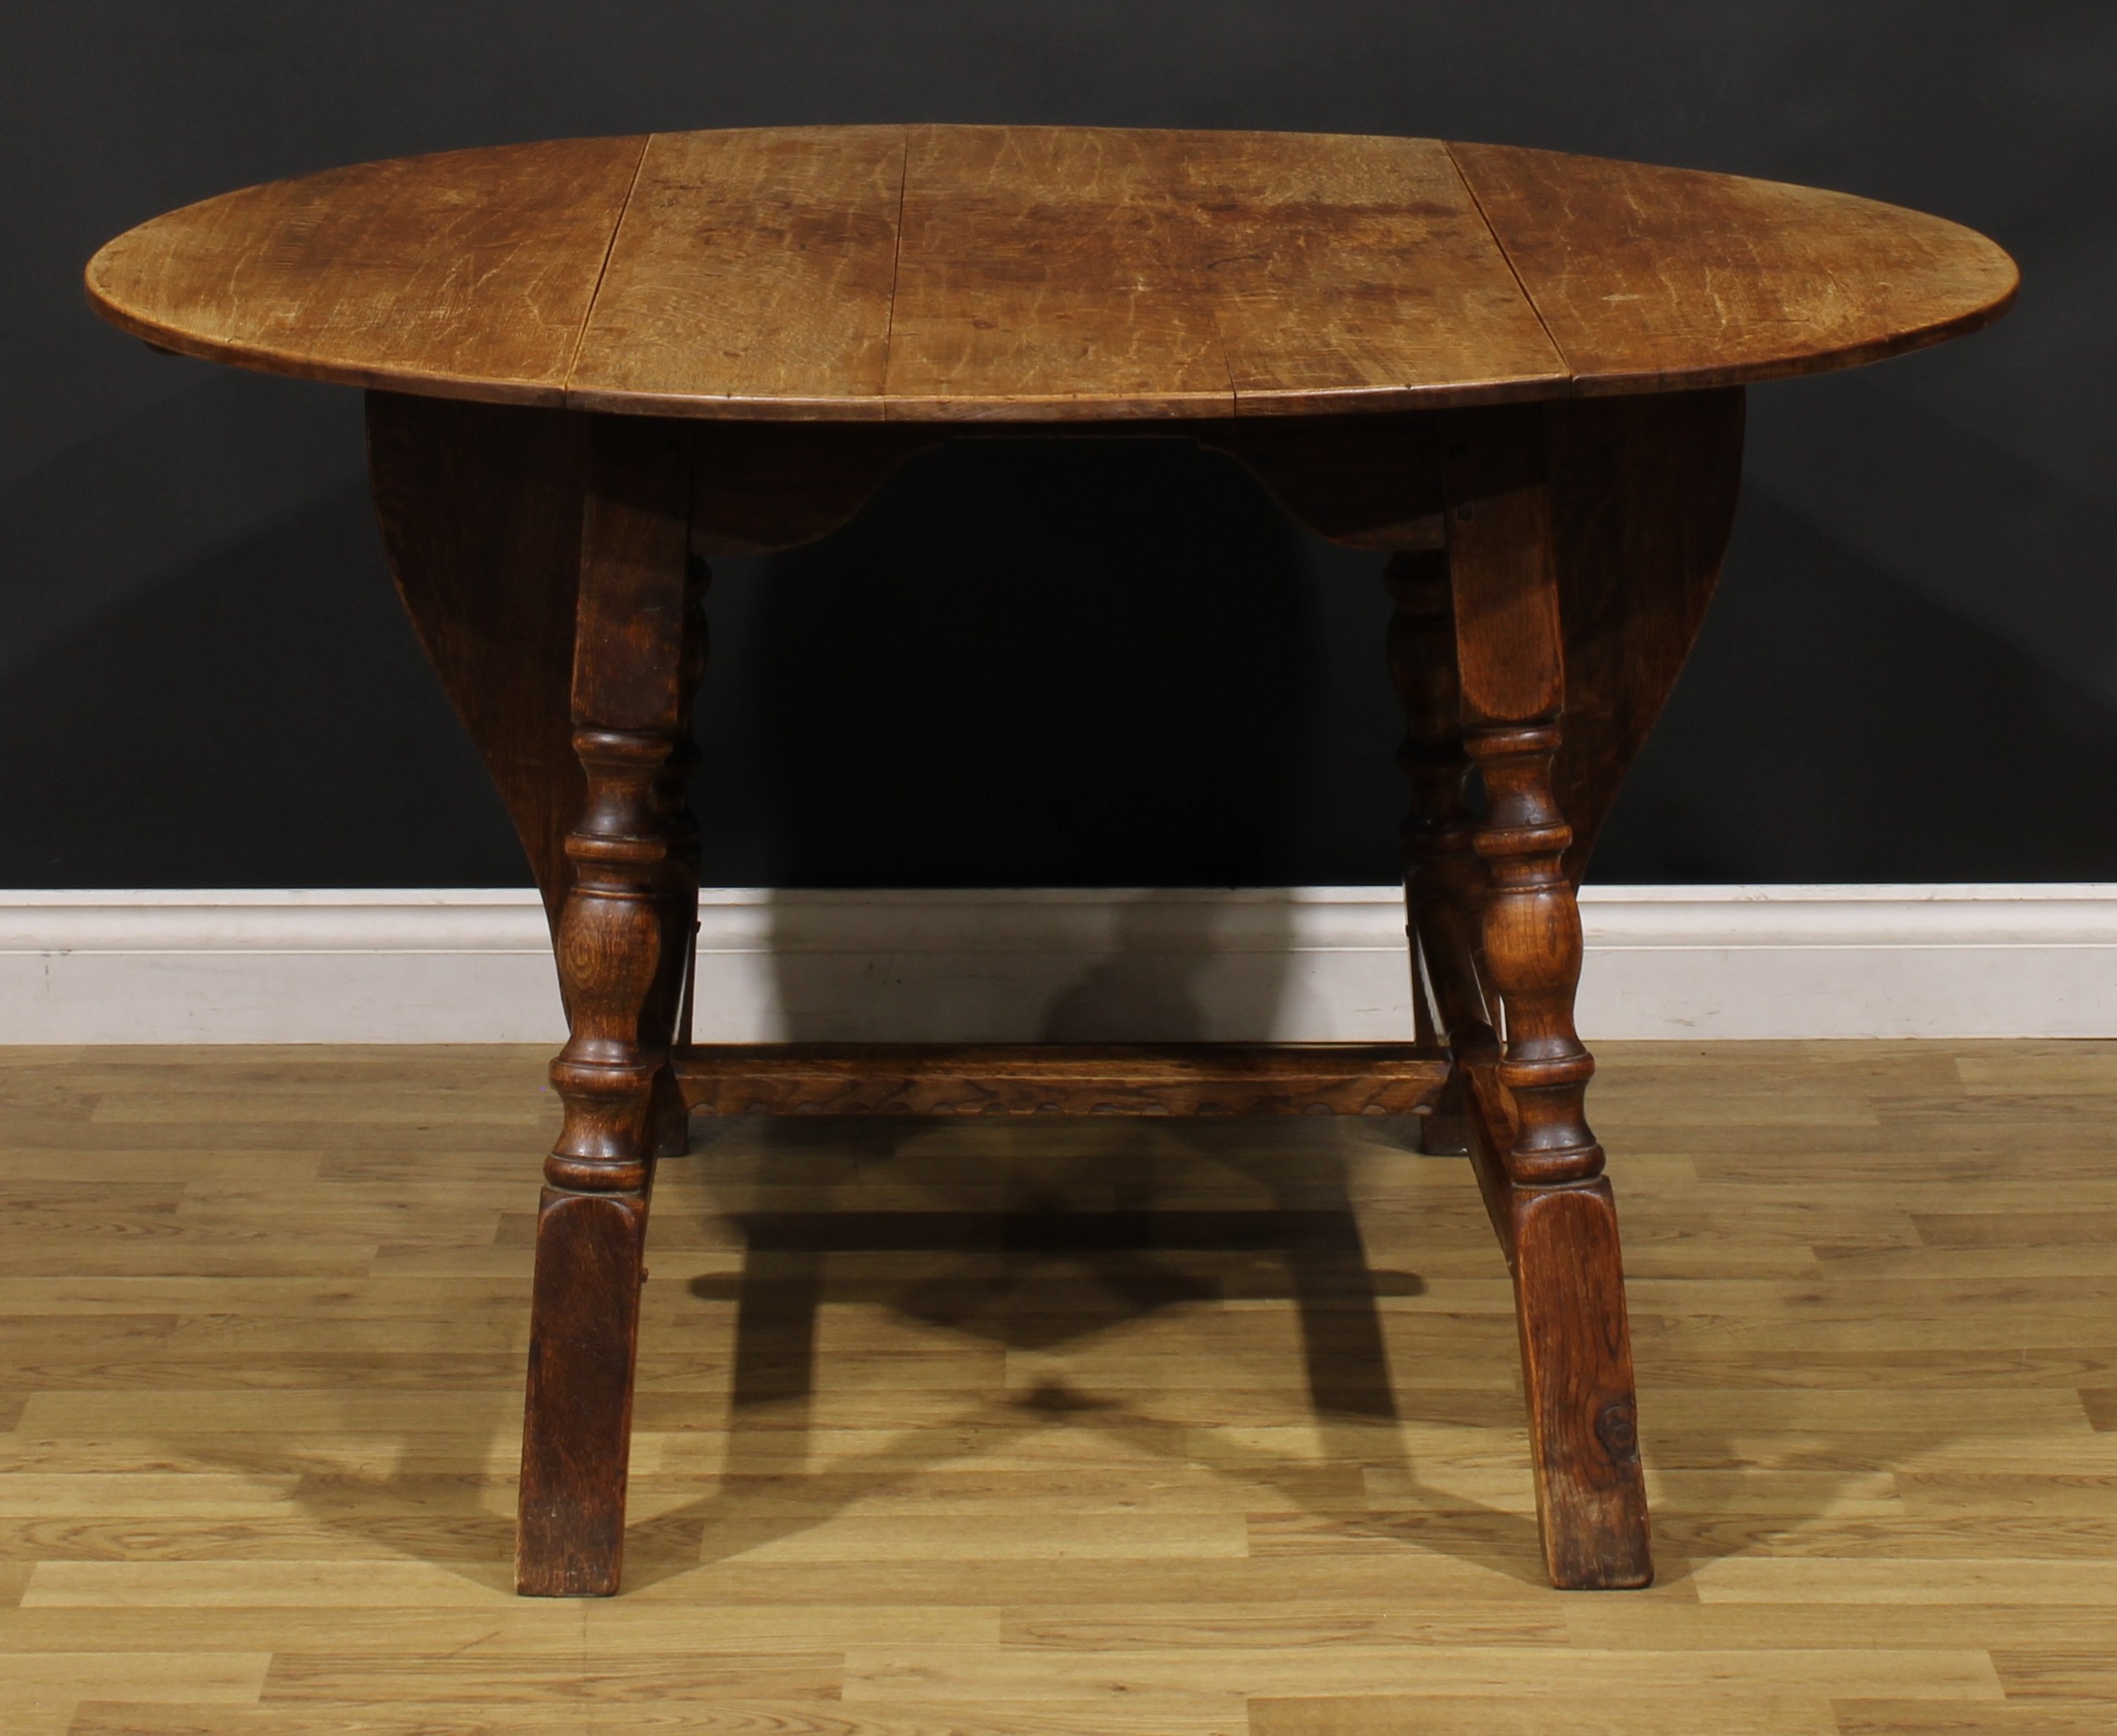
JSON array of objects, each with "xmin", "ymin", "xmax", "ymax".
[{"xmin": 2, "ymin": 884, "xmax": 2114, "ymax": 1044}]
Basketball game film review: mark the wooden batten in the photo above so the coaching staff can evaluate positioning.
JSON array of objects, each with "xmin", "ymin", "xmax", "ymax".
[{"xmin": 671, "ymin": 1042, "xmax": 1451, "ymax": 1118}]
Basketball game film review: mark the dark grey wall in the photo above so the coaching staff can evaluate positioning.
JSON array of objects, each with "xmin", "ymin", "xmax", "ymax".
[{"xmin": 6, "ymin": 3, "xmax": 2112, "ymax": 887}]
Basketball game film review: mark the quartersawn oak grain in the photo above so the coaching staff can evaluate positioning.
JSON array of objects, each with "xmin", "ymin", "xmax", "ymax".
[
  {"xmin": 567, "ymin": 127, "xmax": 908, "ymax": 420},
  {"xmin": 87, "ymin": 136, "xmax": 648, "ymax": 406},
  {"xmin": 86, "ymin": 126, "xmax": 2018, "ymax": 419},
  {"xmin": 1191, "ymin": 130, "xmax": 1566, "ymax": 414},
  {"xmin": 1449, "ymin": 141, "xmax": 2020, "ymax": 392},
  {"xmin": 881, "ymin": 126, "xmax": 1235, "ymax": 421}
]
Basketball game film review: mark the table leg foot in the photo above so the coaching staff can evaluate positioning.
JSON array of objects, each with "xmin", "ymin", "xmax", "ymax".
[
  {"xmin": 517, "ymin": 1185, "xmax": 650, "ymax": 1595},
  {"xmin": 1509, "ymin": 1178, "xmax": 1651, "ymax": 1589}
]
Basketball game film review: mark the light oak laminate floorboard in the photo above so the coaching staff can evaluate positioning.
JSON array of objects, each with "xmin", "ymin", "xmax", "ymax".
[{"xmin": 0, "ymin": 1042, "xmax": 2112, "ymax": 1734}]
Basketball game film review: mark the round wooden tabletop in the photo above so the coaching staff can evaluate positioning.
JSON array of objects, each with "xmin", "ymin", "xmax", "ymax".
[{"xmin": 86, "ymin": 125, "xmax": 2017, "ymax": 423}]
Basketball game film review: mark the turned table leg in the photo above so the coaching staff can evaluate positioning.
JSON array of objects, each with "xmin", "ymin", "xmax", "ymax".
[
  {"xmin": 1441, "ymin": 408, "xmax": 1652, "ymax": 1590},
  {"xmin": 517, "ymin": 417, "xmax": 702, "ymax": 1595},
  {"xmin": 372, "ymin": 401, "xmax": 937, "ymax": 1595},
  {"xmin": 1225, "ymin": 393, "xmax": 1746, "ymax": 1589}
]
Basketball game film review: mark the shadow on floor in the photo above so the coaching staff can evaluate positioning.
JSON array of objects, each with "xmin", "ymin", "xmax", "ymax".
[{"xmin": 594, "ymin": 1114, "xmax": 1565, "ymax": 1591}]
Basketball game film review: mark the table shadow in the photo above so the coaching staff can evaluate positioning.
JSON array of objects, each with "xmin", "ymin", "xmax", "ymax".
[
  {"xmin": 127, "ymin": 1103, "xmax": 1975, "ymax": 1601},
  {"xmin": 611, "ymin": 1114, "xmax": 1561, "ymax": 1591}
]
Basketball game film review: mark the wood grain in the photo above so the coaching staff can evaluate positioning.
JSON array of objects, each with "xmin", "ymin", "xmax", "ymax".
[
  {"xmin": 87, "ymin": 137, "xmax": 646, "ymax": 405},
  {"xmin": 568, "ymin": 127, "xmax": 908, "ymax": 419},
  {"xmin": 364, "ymin": 392, "xmax": 588, "ymax": 928},
  {"xmin": 672, "ymin": 1042, "xmax": 1451, "ymax": 1117},
  {"xmin": 882, "ymin": 126, "xmax": 1235, "ymax": 421},
  {"xmin": 2, "ymin": 1041, "xmax": 2114, "ymax": 1733},
  {"xmin": 1544, "ymin": 387, "xmax": 1746, "ymax": 881},
  {"xmin": 1507, "ymin": 1180, "xmax": 1653, "ymax": 1589},
  {"xmin": 1450, "ymin": 141, "xmax": 2020, "ymax": 393},
  {"xmin": 1444, "ymin": 409, "xmax": 1566, "ymax": 731},
  {"xmin": 88, "ymin": 127, "xmax": 2016, "ymax": 419},
  {"xmin": 1192, "ymin": 131, "xmax": 1565, "ymax": 413}
]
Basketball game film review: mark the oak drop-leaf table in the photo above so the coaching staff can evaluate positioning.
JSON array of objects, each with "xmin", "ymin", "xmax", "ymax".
[{"xmin": 87, "ymin": 125, "xmax": 2015, "ymax": 1596}]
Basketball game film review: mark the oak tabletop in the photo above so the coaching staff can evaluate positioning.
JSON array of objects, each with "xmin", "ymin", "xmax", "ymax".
[{"xmin": 86, "ymin": 124, "xmax": 2017, "ymax": 423}]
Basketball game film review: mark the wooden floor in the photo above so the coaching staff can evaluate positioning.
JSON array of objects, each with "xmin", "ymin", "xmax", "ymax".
[{"xmin": 0, "ymin": 1042, "xmax": 2113, "ymax": 1735}]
